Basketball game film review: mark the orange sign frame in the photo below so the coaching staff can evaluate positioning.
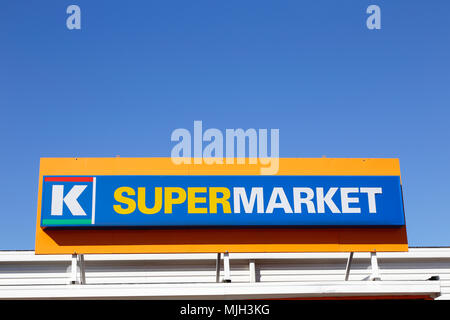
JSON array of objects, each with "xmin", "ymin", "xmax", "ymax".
[{"xmin": 35, "ymin": 158, "xmax": 408, "ymax": 254}]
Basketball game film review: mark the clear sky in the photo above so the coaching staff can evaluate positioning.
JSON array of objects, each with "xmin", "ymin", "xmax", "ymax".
[{"xmin": 1, "ymin": 1, "xmax": 449, "ymax": 249}]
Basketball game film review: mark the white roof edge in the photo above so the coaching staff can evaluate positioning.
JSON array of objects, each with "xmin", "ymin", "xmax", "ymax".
[{"xmin": 0, "ymin": 281, "xmax": 440, "ymax": 300}]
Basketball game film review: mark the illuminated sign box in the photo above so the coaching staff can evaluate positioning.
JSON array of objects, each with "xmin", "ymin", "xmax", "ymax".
[
  {"xmin": 35, "ymin": 158, "xmax": 408, "ymax": 254},
  {"xmin": 40, "ymin": 175, "xmax": 405, "ymax": 228}
]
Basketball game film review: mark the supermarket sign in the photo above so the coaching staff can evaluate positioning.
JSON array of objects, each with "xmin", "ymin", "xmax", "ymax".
[
  {"xmin": 40, "ymin": 175, "xmax": 404, "ymax": 228},
  {"xmin": 35, "ymin": 158, "xmax": 408, "ymax": 254}
]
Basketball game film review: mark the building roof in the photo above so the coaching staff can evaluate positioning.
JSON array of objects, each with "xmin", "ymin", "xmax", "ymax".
[{"xmin": 0, "ymin": 248, "xmax": 449, "ymax": 299}]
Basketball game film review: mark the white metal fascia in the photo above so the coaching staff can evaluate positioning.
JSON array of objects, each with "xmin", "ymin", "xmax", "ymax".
[{"xmin": 0, "ymin": 281, "xmax": 441, "ymax": 300}]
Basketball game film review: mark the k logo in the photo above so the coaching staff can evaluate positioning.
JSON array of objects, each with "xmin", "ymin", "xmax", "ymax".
[
  {"xmin": 41, "ymin": 177, "xmax": 96, "ymax": 226},
  {"xmin": 51, "ymin": 185, "xmax": 88, "ymax": 216}
]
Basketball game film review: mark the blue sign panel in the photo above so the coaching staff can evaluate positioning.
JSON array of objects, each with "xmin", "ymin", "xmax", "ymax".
[{"xmin": 40, "ymin": 175, "xmax": 405, "ymax": 227}]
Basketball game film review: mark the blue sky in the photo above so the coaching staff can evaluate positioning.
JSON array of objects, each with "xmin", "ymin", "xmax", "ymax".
[{"xmin": 0, "ymin": 1, "xmax": 449, "ymax": 249}]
